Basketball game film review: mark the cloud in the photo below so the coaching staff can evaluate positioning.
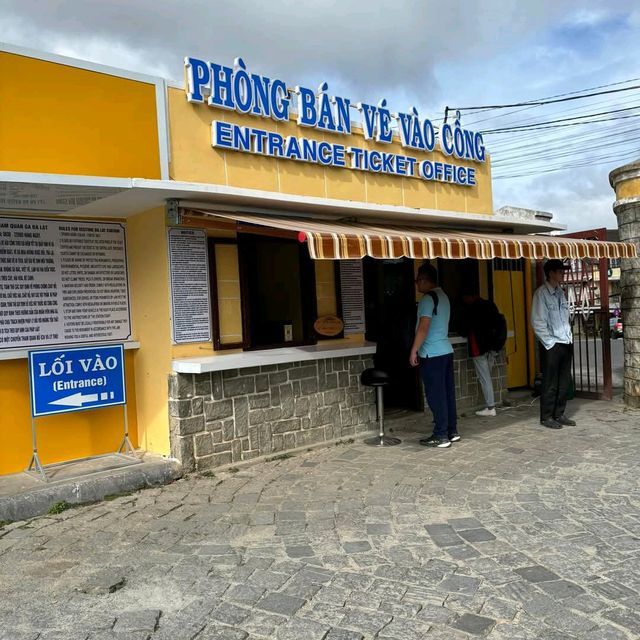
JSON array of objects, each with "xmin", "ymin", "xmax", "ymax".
[{"xmin": 1, "ymin": 0, "xmax": 639, "ymax": 231}]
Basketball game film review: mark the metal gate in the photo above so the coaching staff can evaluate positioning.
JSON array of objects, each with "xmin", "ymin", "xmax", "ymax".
[{"xmin": 558, "ymin": 228, "xmax": 612, "ymax": 400}]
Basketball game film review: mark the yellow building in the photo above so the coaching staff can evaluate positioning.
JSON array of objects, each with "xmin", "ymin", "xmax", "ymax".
[{"xmin": 1, "ymin": 44, "xmax": 632, "ymax": 476}]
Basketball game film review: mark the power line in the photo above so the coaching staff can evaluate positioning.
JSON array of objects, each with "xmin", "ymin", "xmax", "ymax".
[{"xmin": 448, "ymin": 79, "xmax": 640, "ymax": 113}]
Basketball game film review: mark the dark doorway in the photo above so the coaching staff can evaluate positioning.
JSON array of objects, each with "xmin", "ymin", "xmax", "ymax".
[{"xmin": 363, "ymin": 257, "xmax": 421, "ymax": 411}]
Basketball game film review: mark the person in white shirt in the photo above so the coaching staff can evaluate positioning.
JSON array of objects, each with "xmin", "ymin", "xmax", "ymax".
[{"xmin": 530, "ymin": 259, "xmax": 576, "ymax": 429}]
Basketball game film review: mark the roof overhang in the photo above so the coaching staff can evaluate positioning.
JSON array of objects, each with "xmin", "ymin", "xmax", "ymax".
[{"xmin": 0, "ymin": 171, "xmax": 564, "ymax": 234}]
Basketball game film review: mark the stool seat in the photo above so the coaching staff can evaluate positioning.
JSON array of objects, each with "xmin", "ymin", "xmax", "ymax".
[
  {"xmin": 360, "ymin": 367, "xmax": 400, "ymax": 447},
  {"xmin": 360, "ymin": 367, "xmax": 390, "ymax": 387}
]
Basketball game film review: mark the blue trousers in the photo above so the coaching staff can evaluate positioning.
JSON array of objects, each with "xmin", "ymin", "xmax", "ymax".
[{"xmin": 420, "ymin": 353, "xmax": 457, "ymax": 438}]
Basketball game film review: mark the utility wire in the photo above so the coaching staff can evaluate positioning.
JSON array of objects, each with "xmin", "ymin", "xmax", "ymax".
[{"xmin": 449, "ymin": 80, "xmax": 640, "ymax": 112}]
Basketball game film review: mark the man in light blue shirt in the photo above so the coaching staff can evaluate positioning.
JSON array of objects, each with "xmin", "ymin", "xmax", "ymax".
[
  {"xmin": 531, "ymin": 259, "xmax": 575, "ymax": 429},
  {"xmin": 409, "ymin": 263, "xmax": 458, "ymax": 448}
]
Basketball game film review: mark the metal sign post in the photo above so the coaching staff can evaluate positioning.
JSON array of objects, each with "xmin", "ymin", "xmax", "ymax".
[{"xmin": 27, "ymin": 344, "xmax": 133, "ymax": 482}]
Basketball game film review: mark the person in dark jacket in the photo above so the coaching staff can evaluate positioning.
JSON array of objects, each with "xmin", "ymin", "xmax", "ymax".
[{"xmin": 459, "ymin": 286, "xmax": 501, "ymax": 417}]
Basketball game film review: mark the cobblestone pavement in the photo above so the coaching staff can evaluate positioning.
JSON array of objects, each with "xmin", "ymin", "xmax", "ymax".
[{"xmin": 1, "ymin": 396, "xmax": 640, "ymax": 639}]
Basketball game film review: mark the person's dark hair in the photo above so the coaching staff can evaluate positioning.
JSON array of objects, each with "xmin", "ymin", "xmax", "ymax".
[
  {"xmin": 417, "ymin": 263, "xmax": 438, "ymax": 284},
  {"xmin": 460, "ymin": 283, "xmax": 480, "ymax": 297}
]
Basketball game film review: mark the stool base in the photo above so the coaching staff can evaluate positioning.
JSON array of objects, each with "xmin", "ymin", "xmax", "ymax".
[{"xmin": 364, "ymin": 435, "xmax": 402, "ymax": 447}]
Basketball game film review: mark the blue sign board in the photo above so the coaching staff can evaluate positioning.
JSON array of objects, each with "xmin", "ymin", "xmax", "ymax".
[{"xmin": 29, "ymin": 345, "xmax": 126, "ymax": 417}]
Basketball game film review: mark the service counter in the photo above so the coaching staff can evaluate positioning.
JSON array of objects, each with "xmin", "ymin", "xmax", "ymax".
[{"xmin": 167, "ymin": 337, "xmax": 507, "ymax": 472}]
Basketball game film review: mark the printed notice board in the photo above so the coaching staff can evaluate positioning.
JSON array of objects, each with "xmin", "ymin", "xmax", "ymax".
[
  {"xmin": 339, "ymin": 260, "xmax": 366, "ymax": 334},
  {"xmin": 168, "ymin": 228, "xmax": 212, "ymax": 344},
  {"xmin": 0, "ymin": 216, "xmax": 131, "ymax": 350},
  {"xmin": 29, "ymin": 344, "xmax": 126, "ymax": 417}
]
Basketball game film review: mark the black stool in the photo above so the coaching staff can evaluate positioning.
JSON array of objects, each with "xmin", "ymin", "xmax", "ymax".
[{"xmin": 360, "ymin": 368, "xmax": 401, "ymax": 446}]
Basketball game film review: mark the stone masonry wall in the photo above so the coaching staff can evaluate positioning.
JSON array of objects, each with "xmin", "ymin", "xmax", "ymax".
[
  {"xmin": 452, "ymin": 343, "xmax": 508, "ymax": 412},
  {"xmin": 168, "ymin": 347, "xmax": 507, "ymax": 473},
  {"xmin": 168, "ymin": 355, "xmax": 376, "ymax": 473}
]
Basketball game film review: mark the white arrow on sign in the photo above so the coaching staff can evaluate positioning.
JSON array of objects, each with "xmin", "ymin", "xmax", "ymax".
[{"xmin": 49, "ymin": 393, "xmax": 99, "ymax": 407}]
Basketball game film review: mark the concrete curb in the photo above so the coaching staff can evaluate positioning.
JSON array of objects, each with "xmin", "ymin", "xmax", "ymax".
[{"xmin": 0, "ymin": 457, "xmax": 183, "ymax": 523}]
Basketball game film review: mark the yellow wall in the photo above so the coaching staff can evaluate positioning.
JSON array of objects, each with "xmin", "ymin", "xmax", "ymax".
[
  {"xmin": 215, "ymin": 245, "xmax": 243, "ymax": 344},
  {"xmin": 493, "ymin": 270, "xmax": 528, "ymax": 388},
  {"xmin": 0, "ymin": 51, "xmax": 161, "ymax": 178},
  {"xmin": 167, "ymin": 87, "xmax": 493, "ymax": 214},
  {"xmin": 315, "ymin": 261, "xmax": 338, "ymax": 316},
  {"xmin": 127, "ymin": 208, "xmax": 172, "ymax": 454},
  {"xmin": 0, "ymin": 351, "xmax": 138, "ymax": 475}
]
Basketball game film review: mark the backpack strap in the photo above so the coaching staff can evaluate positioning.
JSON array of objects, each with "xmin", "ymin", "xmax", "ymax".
[{"xmin": 426, "ymin": 290, "xmax": 439, "ymax": 316}]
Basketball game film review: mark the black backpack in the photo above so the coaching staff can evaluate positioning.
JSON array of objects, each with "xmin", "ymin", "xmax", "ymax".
[{"xmin": 489, "ymin": 311, "xmax": 508, "ymax": 351}]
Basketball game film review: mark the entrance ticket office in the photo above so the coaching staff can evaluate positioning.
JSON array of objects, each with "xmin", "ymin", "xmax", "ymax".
[{"xmin": 0, "ymin": 45, "xmax": 547, "ymax": 476}]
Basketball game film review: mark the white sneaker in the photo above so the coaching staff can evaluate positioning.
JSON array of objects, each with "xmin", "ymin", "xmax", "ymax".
[{"xmin": 475, "ymin": 407, "xmax": 497, "ymax": 417}]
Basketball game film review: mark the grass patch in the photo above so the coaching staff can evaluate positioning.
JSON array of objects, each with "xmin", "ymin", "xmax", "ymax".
[
  {"xmin": 103, "ymin": 491, "xmax": 134, "ymax": 502},
  {"xmin": 0, "ymin": 520, "xmax": 12, "ymax": 530},
  {"xmin": 228, "ymin": 467, "xmax": 239, "ymax": 474},
  {"xmin": 199, "ymin": 470, "xmax": 216, "ymax": 478},
  {"xmin": 47, "ymin": 501, "xmax": 71, "ymax": 515},
  {"xmin": 266, "ymin": 453, "xmax": 293, "ymax": 462},
  {"xmin": 334, "ymin": 438, "xmax": 355, "ymax": 446}
]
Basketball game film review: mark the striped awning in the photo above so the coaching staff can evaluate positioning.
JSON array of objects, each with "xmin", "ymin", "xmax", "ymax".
[{"xmin": 188, "ymin": 210, "xmax": 637, "ymax": 261}]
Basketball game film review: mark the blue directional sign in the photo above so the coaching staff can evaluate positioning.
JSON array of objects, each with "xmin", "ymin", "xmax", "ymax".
[{"xmin": 29, "ymin": 345, "xmax": 126, "ymax": 417}]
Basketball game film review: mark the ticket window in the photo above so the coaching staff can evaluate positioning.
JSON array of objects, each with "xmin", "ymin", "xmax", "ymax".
[
  {"xmin": 437, "ymin": 258, "xmax": 480, "ymax": 334},
  {"xmin": 208, "ymin": 234, "xmax": 317, "ymax": 350}
]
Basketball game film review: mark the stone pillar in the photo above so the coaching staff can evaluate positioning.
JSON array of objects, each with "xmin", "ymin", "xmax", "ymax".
[{"xmin": 610, "ymin": 160, "xmax": 640, "ymax": 407}]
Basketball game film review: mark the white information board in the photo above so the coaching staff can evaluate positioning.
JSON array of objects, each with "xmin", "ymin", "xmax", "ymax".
[
  {"xmin": 168, "ymin": 228, "xmax": 212, "ymax": 344},
  {"xmin": 339, "ymin": 260, "xmax": 366, "ymax": 334},
  {"xmin": 0, "ymin": 216, "xmax": 131, "ymax": 349}
]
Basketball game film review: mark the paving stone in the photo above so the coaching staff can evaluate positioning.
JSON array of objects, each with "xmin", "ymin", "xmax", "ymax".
[
  {"xmin": 538, "ymin": 579, "xmax": 585, "ymax": 599},
  {"xmin": 448, "ymin": 517, "xmax": 483, "ymax": 530},
  {"xmin": 458, "ymin": 528, "xmax": 496, "ymax": 543},
  {"xmin": 199, "ymin": 627, "xmax": 248, "ymax": 640},
  {"xmin": 285, "ymin": 545, "xmax": 315, "ymax": 558},
  {"xmin": 325, "ymin": 629, "xmax": 364, "ymax": 640},
  {"xmin": 112, "ymin": 609, "xmax": 161, "ymax": 633},
  {"xmin": 342, "ymin": 541, "xmax": 371, "ymax": 554},
  {"xmin": 255, "ymin": 592, "xmax": 306, "ymax": 616},
  {"xmin": 225, "ymin": 583, "xmax": 266, "ymax": 606},
  {"xmin": 514, "ymin": 565, "xmax": 561, "ymax": 583},
  {"xmin": 339, "ymin": 610, "xmax": 393, "ymax": 635},
  {"xmin": 275, "ymin": 617, "xmax": 330, "ymax": 639},
  {"xmin": 439, "ymin": 574, "xmax": 481, "ymax": 596},
  {"xmin": 452, "ymin": 612, "xmax": 496, "ymax": 635}
]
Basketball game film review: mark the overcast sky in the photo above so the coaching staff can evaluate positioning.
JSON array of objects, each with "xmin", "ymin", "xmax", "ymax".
[{"xmin": 3, "ymin": 1, "xmax": 639, "ymax": 231}]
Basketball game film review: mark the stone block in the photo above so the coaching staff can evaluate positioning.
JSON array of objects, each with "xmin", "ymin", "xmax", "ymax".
[
  {"xmin": 269, "ymin": 371, "xmax": 288, "ymax": 385},
  {"xmin": 169, "ymin": 373, "xmax": 194, "ymax": 399},
  {"xmin": 281, "ymin": 397, "xmax": 295, "ymax": 419},
  {"xmin": 169, "ymin": 399, "xmax": 192, "ymax": 418},
  {"xmin": 294, "ymin": 397, "xmax": 310, "ymax": 416},
  {"xmin": 289, "ymin": 364, "xmax": 318, "ymax": 380},
  {"xmin": 283, "ymin": 432, "xmax": 296, "ymax": 450},
  {"xmin": 195, "ymin": 433, "xmax": 214, "ymax": 457},
  {"xmin": 224, "ymin": 376, "xmax": 255, "ymax": 397},
  {"xmin": 234, "ymin": 396, "xmax": 249, "ymax": 436},
  {"xmin": 222, "ymin": 418, "xmax": 235, "ymax": 441},
  {"xmin": 212, "ymin": 372, "xmax": 223, "ymax": 400},
  {"xmin": 250, "ymin": 409, "xmax": 266, "ymax": 426},
  {"xmin": 300, "ymin": 377, "xmax": 319, "ymax": 394},
  {"xmin": 212, "ymin": 451, "xmax": 232, "ymax": 466},
  {"xmin": 194, "ymin": 373, "xmax": 212, "ymax": 397},
  {"xmin": 250, "ymin": 393, "xmax": 271, "ymax": 409},
  {"xmin": 204, "ymin": 399, "xmax": 233, "ymax": 421},
  {"xmin": 176, "ymin": 415, "xmax": 205, "ymax": 436},
  {"xmin": 211, "ymin": 428, "xmax": 223, "ymax": 443},
  {"xmin": 256, "ymin": 592, "xmax": 305, "ymax": 616},
  {"xmin": 348, "ymin": 359, "xmax": 366, "ymax": 374},
  {"xmin": 231, "ymin": 439, "xmax": 242, "ymax": 462},
  {"xmin": 192, "ymin": 396, "xmax": 204, "ymax": 416},
  {"xmin": 272, "ymin": 418, "xmax": 301, "ymax": 434},
  {"xmin": 214, "ymin": 442, "xmax": 232, "ymax": 453},
  {"xmin": 222, "ymin": 368, "xmax": 239, "ymax": 379}
]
